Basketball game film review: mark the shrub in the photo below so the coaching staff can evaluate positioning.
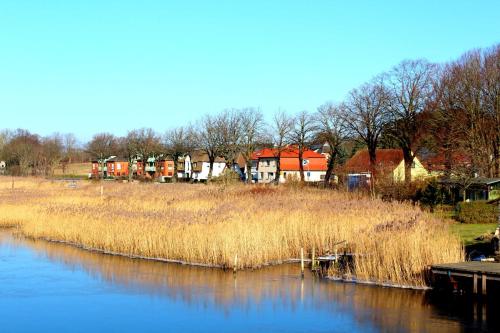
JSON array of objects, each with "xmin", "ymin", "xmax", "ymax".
[{"xmin": 456, "ymin": 201, "xmax": 497, "ymax": 224}]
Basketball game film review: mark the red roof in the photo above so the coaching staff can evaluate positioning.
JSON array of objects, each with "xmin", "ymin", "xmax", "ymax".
[
  {"xmin": 345, "ymin": 149, "xmax": 403, "ymax": 173},
  {"xmin": 251, "ymin": 147, "xmax": 326, "ymax": 160},
  {"xmin": 252, "ymin": 147, "xmax": 327, "ymax": 171}
]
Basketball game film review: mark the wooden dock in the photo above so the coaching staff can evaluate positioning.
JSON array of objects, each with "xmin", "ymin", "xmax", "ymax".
[{"xmin": 431, "ymin": 262, "xmax": 500, "ymax": 295}]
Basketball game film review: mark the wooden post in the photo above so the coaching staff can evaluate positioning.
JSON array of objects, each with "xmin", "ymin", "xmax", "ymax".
[
  {"xmin": 312, "ymin": 245, "xmax": 316, "ymax": 271},
  {"xmin": 473, "ymin": 273, "xmax": 478, "ymax": 294},
  {"xmin": 300, "ymin": 247, "xmax": 304, "ymax": 278},
  {"xmin": 481, "ymin": 274, "xmax": 487, "ymax": 296},
  {"xmin": 233, "ymin": 254, "xmax": 238, "ymax": 275},
  {"xmin": 100, "ymin": 185, "xmax": 104, "ymax": 199}
]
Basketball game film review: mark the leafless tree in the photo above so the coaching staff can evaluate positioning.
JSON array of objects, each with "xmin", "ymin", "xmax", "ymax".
[
  {"xmin": 386, "ymin": 59, "xmax": 437, "ymax": 183},
  {"xmin": 164, "ymin": 126, "xmax": 195, "ymax": 182},
  {"xmin": 271, "ymin": 109, "xmax": 293, "ymax": 183},
  {"xmin": 196, "ymin": 114, "xmax": 224, "ymax": 182},
  {"xmin": 38, "ymin": 134, "xmax": 63, "ymax": 176},
  {"xmin": 240, "ymin": 108, "xmax": 266, "ymax": 182},
  {"xmin": 288, "ymin": 110, "xmax": 317, "ymax": 182},
  {"xmin": 342, "ymin": 78, "xmax": 391, "ymax": 179},
  {"xmin": 126, "ymin": 128, "xmax": 163, "ymax": 178},
  {"xmin": 216, "ymin": 109, "xmax": 243, "ymax": 170},
  {"xmin": 315, "ymin": 103, "xmax": 347, "ymax": 185},
  {"xmin": 87, "ymin": 133, "xmax": 117, "ymax": 179}
]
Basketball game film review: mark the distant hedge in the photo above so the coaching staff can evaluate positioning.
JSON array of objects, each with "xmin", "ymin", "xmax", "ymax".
[{"xmin": 456, "ymin": 201, "xmax": 497, "ymax": 224}]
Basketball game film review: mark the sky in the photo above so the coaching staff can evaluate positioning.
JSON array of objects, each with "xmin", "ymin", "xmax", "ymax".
[{"xmin": 1, "ymin": 0, "xmax": 499, "ymax": 143}]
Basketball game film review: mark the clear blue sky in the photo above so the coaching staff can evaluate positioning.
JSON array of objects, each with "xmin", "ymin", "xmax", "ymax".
[{"xmin": 1, "ymin": 1, "xmax": 499, "ymax": 142}]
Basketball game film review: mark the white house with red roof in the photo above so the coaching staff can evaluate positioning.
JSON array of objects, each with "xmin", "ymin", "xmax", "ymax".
[{"xmin": 251, "ymin": 147, "xmax": 328, "ymax": 183}]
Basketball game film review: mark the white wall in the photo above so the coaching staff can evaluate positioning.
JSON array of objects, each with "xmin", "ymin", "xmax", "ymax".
[
  {"xmin": 279, "ymin": 170, "xmax": 326, "ymax": 183},
  {"xmin": 192, "ymin": 162, "xmax": 226, "ymax": 180}
]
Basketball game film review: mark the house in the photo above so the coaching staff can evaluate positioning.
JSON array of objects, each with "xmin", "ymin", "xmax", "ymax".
[
  {"xmin": 156, "ymin": 157, "xmax": 175, "ymax": 182},
  {"xmin": 190, "ymin": 150, "xmax": 226, "ymax": 182},
  {"xmin": 0, "ymin": 160, "xmax": 6, "ymax": 175},
  {"xmin": 177, "ymin": 155, "xmax": 192, "ymax": 180},
  {"xmin": 90, "ymin": 159, "xmax": 107, "ymax": 178},
  {"xmin": 344, "ymin": 149, "xmax": 428, "ymax": 189},
  {"xmin": 252, "ymin": 147, "xmax": 328, "ymax": 183},
  {"xmin": 106, "ymin": 157, "xmax": 129, "ymax": 178},
  {"xmin": 440, "ymin": 177, "xmax": 500, "ymax": 202}
]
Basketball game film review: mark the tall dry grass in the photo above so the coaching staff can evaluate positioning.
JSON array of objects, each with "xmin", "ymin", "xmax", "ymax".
[{"xmin": 0, "ymin": 177, "xmax": 463, "ymax": 287}]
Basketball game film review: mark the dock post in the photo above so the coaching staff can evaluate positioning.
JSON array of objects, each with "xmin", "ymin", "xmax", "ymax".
[
  {"xmin": 481, "ymin": 274, "xmax": 487, "ymax": 296},
  {"xmin": 233, "ymin": 254, "xmax": 238, "ymax": 275},
  {"xmin": 312, "ymin": 246, "xmax": 316, "ymax": 271},
  {"xmin": 300, "ymin": 248, "xmax": 304, "ymax": 278},
  {"xmin": 473, "ymin": 273, "xmax": 478, "ymax": 294}
]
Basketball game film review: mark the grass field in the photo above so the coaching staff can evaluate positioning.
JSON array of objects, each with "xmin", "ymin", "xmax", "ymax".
[
  {"xmin": 450, "ymin": 223, "xmax": 498, "ymax": 246},
  {"xmin": 52, "ymin": 163, "xmax": 90, "ymax": 177},
  {"xmin": 0, "ymin": 177, "xmax": 464, "ymax": 287}
]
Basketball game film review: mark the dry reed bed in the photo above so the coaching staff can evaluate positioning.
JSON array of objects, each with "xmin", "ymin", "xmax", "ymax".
[{"xmin": 0, "ymin": 177, "xmax": 463, "ymax": 287}]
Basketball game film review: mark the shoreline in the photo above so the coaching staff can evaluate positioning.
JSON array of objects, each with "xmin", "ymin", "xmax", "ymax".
[{"xmin": 4, "ymin": 227, "xmax": 430, "ymax": 291}]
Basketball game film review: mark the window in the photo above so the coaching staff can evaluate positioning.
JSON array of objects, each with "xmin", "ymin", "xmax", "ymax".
[
  {"xmin": 283, "ymin": 172, "xmax": 287, "ymax": 177},
  {"xmin": 260, "ymin": 172, "xmax": 264, "ymax": 179},
  {"xmin": 320, "ymin": 174, "xmax": 325, "ymax": 180},
  {"xmin": 307, "ymin": 172, "xmax": 311, "ymax": 178},
  {"xmin": 411, "ymin": 161, "xmax": 416, "ymax": 169},
  {"xmin": 266, "ymin": 160, "xmax": 270, "ymax": 166},
  {"xmin": 268, "ymin": 172, "xmax": 274, "ymax": 178}
]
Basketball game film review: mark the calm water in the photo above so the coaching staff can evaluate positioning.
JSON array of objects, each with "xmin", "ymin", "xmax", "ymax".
[{"xmin": 0, "ymin": 231, "xmax": 497, "ymax": 333}]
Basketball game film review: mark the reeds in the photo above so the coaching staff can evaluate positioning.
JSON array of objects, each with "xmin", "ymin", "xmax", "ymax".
[{"xmin": 0, "ymin": 177, "xmax": 463, "ymax": 287}]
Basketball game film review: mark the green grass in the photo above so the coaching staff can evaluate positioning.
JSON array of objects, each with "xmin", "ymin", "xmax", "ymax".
[{"xmin": 450, "ymin": 223, "xmax": 498, "ymax": 246}]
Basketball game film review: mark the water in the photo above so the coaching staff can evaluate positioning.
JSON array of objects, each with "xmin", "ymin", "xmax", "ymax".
[{"xmin": 0, "ymin": 231, "xmax": 497, "ymax": 333}]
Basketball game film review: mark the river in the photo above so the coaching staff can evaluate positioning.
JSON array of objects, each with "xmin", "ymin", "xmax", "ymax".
[{"xmin": 0, "ymin": 230, "xmax": 497, "ymax": 332}]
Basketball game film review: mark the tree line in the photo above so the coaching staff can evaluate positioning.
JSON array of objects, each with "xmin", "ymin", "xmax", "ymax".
[{"xmin": 1, "ymin": 43, "xmax": 499, "ymax": 185}]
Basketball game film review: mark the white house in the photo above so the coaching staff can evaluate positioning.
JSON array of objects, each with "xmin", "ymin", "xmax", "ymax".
[
  {"xmin": 177, "ymin": 155, "xmax": 192, "ymax": 180},
  {"xmin": 190, "ymin": 150, "xmax": 226, "ymax": 181}
]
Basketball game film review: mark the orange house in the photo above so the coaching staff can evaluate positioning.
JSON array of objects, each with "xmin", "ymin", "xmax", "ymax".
[
  {"xmin": 156, "ymin": 158, "xmax": 175, "ymax": 182},
  {"xmin": 106, "ymin": 158, "xmax": 129, "ymax": 177}
]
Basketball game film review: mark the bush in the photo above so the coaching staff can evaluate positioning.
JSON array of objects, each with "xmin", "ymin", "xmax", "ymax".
[{"xmin": 456, "ymin": 201, "xmax": 497, "ymax": 224}]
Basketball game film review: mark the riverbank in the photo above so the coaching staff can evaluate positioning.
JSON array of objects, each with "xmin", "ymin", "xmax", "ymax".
[{"xmin": 0, "ymin": 177, "xmax": 463, "ymax": 287}]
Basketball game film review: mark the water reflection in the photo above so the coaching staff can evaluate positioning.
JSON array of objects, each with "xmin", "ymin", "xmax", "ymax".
[{"xmin": 1, "ymin": 231, "xmax": 498, "ymax": 332}]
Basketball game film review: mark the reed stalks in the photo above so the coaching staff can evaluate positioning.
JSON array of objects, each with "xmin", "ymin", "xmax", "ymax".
[{"xmin": 0, "ymin": 177, "xmax": 463, "ymax": 287}]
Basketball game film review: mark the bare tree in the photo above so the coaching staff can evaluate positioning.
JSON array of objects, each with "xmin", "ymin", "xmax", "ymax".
[
  {"xmin": 87, "ymin": 133, "xmax": 117, "ymax": 179},
  {"xmin": 196, "ymin": 114, "xmax": 223, "ymax": 182},
  {"xmin": 240, "ymin": 108, "xmax": 265, "ymax": 182},
  {"xmin": 216, "ymin": 109, "xmax": 243, "ymax": 170},
  {"xmin": 342, "ymin": 78, "xmax": 390, "ymax": 179},
  {"xmin": 386, "ymin": 59, "xmax": 437, "ymax": 183},
  {"xmin": 271, "ymin": 109, "xmax": 293, "ymax": 183},
  {"xmin": 315, "ymin": 103, "xmax": 347, "ymax": 185},
  {"xmin": 127, "ymin": 128, "xmax": 163, "ymax": 178},
  {"xmin": 2, "ymin": 129, "xmax": 41, "ymax": 176},
  {"xmin": 38, "ymin": 134, "xmax": 63, "ymax": 176},
  {"xmin": 164, "ymin": 126, "xmax": 195, "ymax": 182},
  {"xmin": 288, "ymin": 111, "xmax": 316, "ymax": 182}
]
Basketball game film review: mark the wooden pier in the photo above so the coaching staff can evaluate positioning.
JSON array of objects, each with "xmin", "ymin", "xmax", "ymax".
[{"xmin": 431, "ymin": 262, "xmax": 500, "ymax": 295}]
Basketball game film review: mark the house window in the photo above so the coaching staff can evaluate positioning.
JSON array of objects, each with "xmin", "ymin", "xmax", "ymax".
[
  {"xmin": 320, "ymin": 174, "xmax": 325, "ymax": 180},
  {"xmin": 411, "ymin": 161, "xmax": 416, "ymax": 169},
  {"xmin": 307, "ymin": 172, "xmax": 311, "ymax": 178},
  {"xmin": 266, "ymin": 160, "xmax": 270, "ymax": 166},
  {"xmin": 268, "ymin": 172, "xmax": 274, "ymax": 178},
  {"xmin": 283, "ymin": 172, "xmax": 287, "ymax": 177},
  {"xmin": 260, "ymin": 172, "xmax": 264, "ymax": 179}
]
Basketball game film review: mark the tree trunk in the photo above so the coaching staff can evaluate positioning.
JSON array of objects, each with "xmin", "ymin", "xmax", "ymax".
[
  {"xmin": 402, "ymin": 147, "xmax": 413, "ymax": 184},
  {"xmin": 324, "ymin": 150, "xmax": 335, "ymax": 186},
  {"xmin": 128, "ymin": 161, "xmax": 133, "ymax": 182},
  {"xmin": 207, "ymin": 157, "xmax": 214, "ymax": 183},
  {"xmin": 298, "ymin": 149, "xmax": 305, "ymax": 182},
  {"xmin": 246, "ymin": 160, "xmax": 252, "ymax": 183},
  {"xmin": 274, "ymin": 152, "xmax": 281, "ymax": 183},
  {"xmin": 172, "ymin": 156, "xmax": 178, "ymax": 183}
]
